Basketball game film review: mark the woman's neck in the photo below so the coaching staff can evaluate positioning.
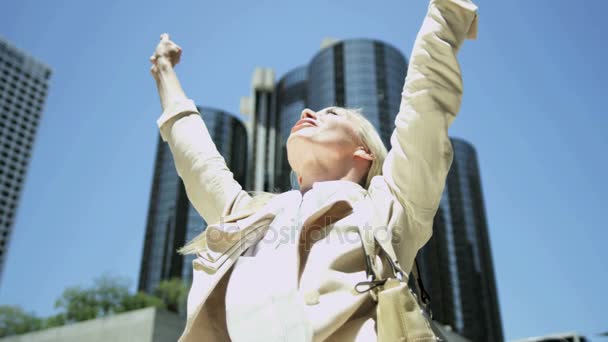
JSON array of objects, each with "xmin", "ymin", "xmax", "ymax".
[{"xmin": 297, "ymin": 168, "xmax": 363, "ymax": 194}]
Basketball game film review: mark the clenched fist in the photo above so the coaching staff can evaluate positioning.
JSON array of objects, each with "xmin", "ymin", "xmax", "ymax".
[{"xmin": 150, "ymin": 33, "xmax": 182, "ymax": 78}]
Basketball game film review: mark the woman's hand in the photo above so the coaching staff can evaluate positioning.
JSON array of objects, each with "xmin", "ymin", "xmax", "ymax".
[
  {"xmin": 150, "ymin": 33, "xmax": 182, "ymax": 78},
  {"xmin": 149, "ymin": 33, "xmax": 188, "ymax": 111}
]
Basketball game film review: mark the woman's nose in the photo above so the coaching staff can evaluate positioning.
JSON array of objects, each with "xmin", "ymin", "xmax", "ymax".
[{"xmin": 300, "ymin": 108, "xmax": 317, "ymax": 120}]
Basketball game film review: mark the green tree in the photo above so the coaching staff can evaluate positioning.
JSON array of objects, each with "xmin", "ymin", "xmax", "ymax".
[
  {"xmin": 54, "ymin": 273, "xmax": 132, "ymax": 323},
  {"xmin": 93, "ymin": 274, "xmax": 130, "ymax": 316},
  {"xmin": 118, "ymin": 291, "xmax": 165, "ymax": 313},
  {"xmin": 54, "ymin": 286, "xmax": 99, "ymax": 323},
  {"xmin": 0, "ymin": 305, "xmax": 42, "ymax": 337},
  {"xmin": 154, "ymin": 278, "xmax": 188, "ymax": 313},
  {"xmin": 0, "ymin": 274, "xmax": 182, "ymax": 337},
  {"xmin": 42, "ymin": 313, "xmax": 66, "ymax": 329}
]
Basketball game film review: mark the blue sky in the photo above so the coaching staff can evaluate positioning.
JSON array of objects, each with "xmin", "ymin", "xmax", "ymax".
[{"xmin": 0, "ymin": 0, "xmax": 606, "ymax": 340}]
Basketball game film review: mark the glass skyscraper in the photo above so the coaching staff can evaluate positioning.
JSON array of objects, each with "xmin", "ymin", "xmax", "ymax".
[
  {"xmin": 418, "ymin": 138, "xmax": 504, "ymax": 342},
  {"xmin": 271, "ymin": 39, "xmax": 408, "ymax": 192},
  {"xmin": 138, "ymin": 107, "xmax": 247, "ymax": 294},
  {"xmin": 274, "ymin": 66, "xmax": 307, "ymax": 192},
  {"xmin": 0, "ymin": 37, "xmax": 51, "ymax": 283},
  {"xmin": 306, "ymin": 39, "xmax": 407, "ymax": 147}
]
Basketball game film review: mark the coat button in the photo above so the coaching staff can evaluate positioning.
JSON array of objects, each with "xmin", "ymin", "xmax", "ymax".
[{"xmin": 304, "ymin": 290, "xmax": 320, "ymax": 305}]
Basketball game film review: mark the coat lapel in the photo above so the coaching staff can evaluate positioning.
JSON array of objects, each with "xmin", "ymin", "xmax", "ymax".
[
  {"xmin": 193, "ymin": 182, "xmax": 368, "ymax": 276},
  {"xmin": 296, "ymin": 181, "xmax": 368, "ymax": 284}
]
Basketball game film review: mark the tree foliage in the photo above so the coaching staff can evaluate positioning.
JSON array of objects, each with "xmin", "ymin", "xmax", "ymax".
[
  {"xmin": 153, "ymin": 278, "xmax": 188, "ymax": 313},
  {"xmin": 118, "ymin": 291, "xmax": 165, "ymax": 313},
  {"xmin": 0, "ymin": 306, "xmax": 42, "ymax": 337},
  {"xmin": 53, "ymin": 273, "xmax": 131, "ymax": 323},
  {"xmin": 93, "ymin": 274, "xmax": 131, "ymax": 316},
  {"xmin": 42, "ymin": 313, "xmax": 66, "ymax": 329},
  {"xmin": 0, "ymin": 274, "xmax": 188, "ymax": 338},
  {"xmin": 54, "ymin": 286, "xmax": 99, "ymax": 323}
]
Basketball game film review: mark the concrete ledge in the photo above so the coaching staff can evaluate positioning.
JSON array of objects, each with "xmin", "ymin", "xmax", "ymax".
[{"xmin": 0, "ymin": 307, "xmax": 185, "ymax": 342}]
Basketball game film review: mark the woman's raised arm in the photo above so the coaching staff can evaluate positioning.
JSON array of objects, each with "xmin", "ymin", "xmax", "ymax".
[
  {"xmin": 150, "ymin": 34, "xmax": 250, "ymax": 225},
  {"xmin": 383, "ymin": 0, "xmax": 478, "ymax": 227}
]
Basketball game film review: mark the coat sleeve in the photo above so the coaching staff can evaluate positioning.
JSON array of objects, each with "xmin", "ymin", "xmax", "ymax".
[
  {"xmin": 157, "ymin": 99, "xmax": 251, "ymax": 225},
  {"xmin": 382, "ymin": 0, "xmax": 478, "ymax": 231}
]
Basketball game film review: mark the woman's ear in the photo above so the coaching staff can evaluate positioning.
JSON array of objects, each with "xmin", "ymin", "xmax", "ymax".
[{"xmin": 353, "ymin": 148, "xmax": 373, "ymax": 161}]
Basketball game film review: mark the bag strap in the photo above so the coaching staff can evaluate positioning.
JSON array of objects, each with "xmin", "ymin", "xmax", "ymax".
[
  {"xmin": 355, "ymin": 222, "xmax": 433, "ymax": 316},
  {"xmin": 354, "ymin": 224, "xmax": 406, "ymax": 293},
  {"xmin": 411, "ymin": 258, "xmax": 432, "ymax": 315}
]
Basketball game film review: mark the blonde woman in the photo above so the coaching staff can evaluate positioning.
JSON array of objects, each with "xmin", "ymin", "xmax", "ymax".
[{"xmin": 149, "ymin": 0, "xmax": 478, "ymax": 340}]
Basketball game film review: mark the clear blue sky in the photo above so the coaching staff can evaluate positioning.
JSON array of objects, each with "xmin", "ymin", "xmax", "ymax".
[{"xmin": 0, "ymin": 0, "xmax": 606, "ymax": 340}]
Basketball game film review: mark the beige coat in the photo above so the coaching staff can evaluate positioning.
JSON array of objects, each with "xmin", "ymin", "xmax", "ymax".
[{"xmin": 156, "ymin": 1, "xmax": 478, "ymax": 340}]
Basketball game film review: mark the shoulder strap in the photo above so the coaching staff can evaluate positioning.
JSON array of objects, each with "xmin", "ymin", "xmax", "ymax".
[
  {"xmin": 355, "ymin": 195, "xmax": 430, "ymax": 310},
  {"xmin": 356, "ymin": 223, "xmax": 406, "ymax": 282},
  {"xmin": 411, "ymin": 258, "xmax": 432, "ymax": 312},
  {"xmin": 357, "ymin": 227, "xmax": 434, "ymax": 317},
  {"xmin": 358, "ymin": 224, "xmax": 379, "ymax": 279}
]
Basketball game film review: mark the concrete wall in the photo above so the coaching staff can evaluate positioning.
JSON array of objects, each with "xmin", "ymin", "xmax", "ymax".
[
  {"xmin": 0, "ymin": 307, "xmax": 185, "ymax": 342},
  {"xmin": 151, "ymin": 309, "xmax": 186, "ymax": 342}
]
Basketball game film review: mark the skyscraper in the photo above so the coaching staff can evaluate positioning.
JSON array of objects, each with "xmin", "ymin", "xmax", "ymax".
[
  {"xmin": 0, "ymin": 37, "xmax": 51, "ymax": 283},
  {"xmin": 418, "ymin": 138, "xmax": 504, "ymax": 342},
  {"xmin": 273, "ymin": 66, "xmax": 307, "ymax": 192},
  {"xmin": 241, "ymin": 68, "xmax": 275, "ymax": 191},
  {"xmin": 306, "ymin": 39, "xmax": 408, "ymax": 147},
  {"xmin": 138, "ymin": 107, "xmax": 247, "ymax": 294},
  {"xmin": 268, "ymin": 39, "xmax": 408, "ymax": 193}
]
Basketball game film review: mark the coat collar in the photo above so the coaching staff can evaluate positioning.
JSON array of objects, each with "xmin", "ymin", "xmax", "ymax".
[
  {"xmin": 196, "ymin": 180, "xmax": 368, "ymax": 273},
  {"xmin": 309, "ymin": 179, "xmax": 367, "ymax": 200},
  {"xmin": 299, "ymin": 180, "xmax": 366, "ymax": 226}
]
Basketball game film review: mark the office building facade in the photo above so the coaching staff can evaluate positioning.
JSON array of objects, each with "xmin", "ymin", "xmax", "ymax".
[
  {"xmin": 418, "ymin": 138, "xmax": 504, "ymax": 342},
  {"xmin": 138, "ymin": 107, "xmax": 247, "ymax": 294},
  {"xmin": 0, "ymin": 37, "xmax": 51, "ymax": 283}
]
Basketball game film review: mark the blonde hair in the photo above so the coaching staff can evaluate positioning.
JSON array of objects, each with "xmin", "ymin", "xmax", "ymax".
[
  {"xmin": 178, "ymin": 107, "xmax": 387, "ymax": 255},
  {"xmin": 343, "ymin": 108, "xmax": 388, "ymax": 188}
]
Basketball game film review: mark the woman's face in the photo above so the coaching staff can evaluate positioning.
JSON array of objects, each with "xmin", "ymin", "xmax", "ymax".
[{"xmin": 286, "ymin": 107, "xmax": 365, "ymax": 176}]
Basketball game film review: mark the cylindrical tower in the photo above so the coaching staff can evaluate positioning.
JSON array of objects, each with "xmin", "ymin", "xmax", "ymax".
[
  {"xmin": 419, "ymin": 138, "xmax": 504, "ymax": 342},
  {"xmin": 274, "ymin": 66, "xmax": 307, "ymax": 191},
  {"xmin": 307, "ymin": 39, "xmax": 408, "ymax": 147}
]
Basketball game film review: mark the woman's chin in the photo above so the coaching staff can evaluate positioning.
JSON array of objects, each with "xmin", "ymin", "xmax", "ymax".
[
  {"xmin": 287, "ymin": 130, "xmax": 315, "ymax": 145},
  {"xmin": 290, "ymin": 124, "xmax": 316, "ymax": 135}
]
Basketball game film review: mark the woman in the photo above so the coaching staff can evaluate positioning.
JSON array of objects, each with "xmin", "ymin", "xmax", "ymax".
[{"xmin": 149, "ymin": 0, "xmax": 478, "ymax": 341}]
